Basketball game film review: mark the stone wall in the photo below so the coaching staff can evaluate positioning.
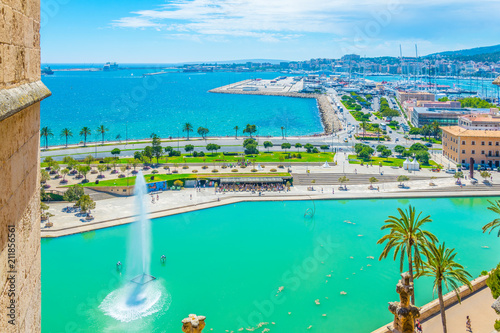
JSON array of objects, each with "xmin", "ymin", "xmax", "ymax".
[{"xmin": 0, "ymin": 0, "xmax": 49, "ymax": 332}]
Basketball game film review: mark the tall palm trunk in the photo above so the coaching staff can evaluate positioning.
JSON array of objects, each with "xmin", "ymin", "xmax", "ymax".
[
  {"xmin": 437, "ymin": 282, "xmax": 447, "ymax": 333},
  {"xmin": 408, "ymin": 250, "xmax": 415, "ymax": 305},
  {"xmin": 45, "ymin": 136, "xmax": 48, "ymax": 149},
  {"xmin": 235, "ymin": 129, "xmax": 237, "ymax": 139},
  {"xmin": 65, "ymin": 136, "xmax": 68, "ymax": 147}
]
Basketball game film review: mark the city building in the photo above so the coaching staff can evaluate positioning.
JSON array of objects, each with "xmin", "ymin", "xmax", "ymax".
[
  {"xmin": 458, "ymin": 113, "xmax": 500, "ymax": 130},
  {"xmin": 411, "ymin": 107, "xmax": 492, "ymax": 127},
  {"xmin": 442, "ymin": 125, "xmax": 500, "ymax": 167},
  {"xmin": 0, "ymin": 0, "xmax": 51, "ymax": 331},
  {"xmin": 397, "ymin": 91, "xmax": 435, "ymax": 103}
]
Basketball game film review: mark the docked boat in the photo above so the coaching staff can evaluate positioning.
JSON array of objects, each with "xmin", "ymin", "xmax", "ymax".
[{"xmin": 41, "ymin": 66, "xmax": 54, "ymax": 75}]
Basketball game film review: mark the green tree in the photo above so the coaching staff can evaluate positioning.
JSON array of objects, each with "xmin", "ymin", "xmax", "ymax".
[
  {"xmin": 263, "ymin": 141, "xmax": 273, "ymax": 152},
  {"xmin": 206, "ymin": 143, "xmax": 221, "ymax": 156},
  {"xmin": 376, "ymin": 145, "xmax": 387, "ymax": 153},
  {"xmin": 281, "ymin": 142, "xmax": 291, "ymax": 153},
  {"xmin": 481, "ymin": 171, "xmax": 492, "ymax": 182},
  {"xmin": 80, "ymin": 127, "xmax": 92, "ymax": 146},
  {"xmin": 97, "ymin": 164, "xmax": 107, "ymax": 177},
  {"xmin": 369, "ymin": 177, "xmax": 379, "ymax": 185},
  {"xmin": 111, "ymin": 148, "xmax": 121, "ymax": 157},
  {"xmin": 295, "ymin": 143, "xmax": 302, "ymax": 152},
  {"xmin": 415, "ymin": 151, "xmax": 430, "ymax": 165},
  {"xmin": 197, "ymin": 127, "xmax": 209, "ymax": 140},
  {"xmin": 77, "ymin": 165, "xmax": 91, "ymax": 183},
  {"xmin": 358, "ymin": 146, "xmax": 374, "ymax": 160},
  {"xmin": 416, "ymin": 242, "xmax": 472, "ymax": 333},
  {"xmin": 409, "ymin": 127, "xmax": 421, "ymax": 139},
  {"xmin": 183, "ymin": 123, "xmax": 193, "ymax": 140},
  {"xmin": 486, "ymin": 262, "xmax": 500, "ymax": 299},
  {"xmin": 410, "ymin": 143, "xmax": 428, "ymax": 152},
  {"xmin": 381, "ymin": 148, "xmax": 392, "ymax": 159},
  {"xmin": 482, "ymin": 200, "xmax": 500, "ymax": 237},
  {"xmin": 151, "ymin": 134, "xmax": 163, "ymax": 164},
  {"xmin": 244, "ymin": 144, "xmax": 259, "ymax": 155},
  {"xmin": 243, "ymin": 138, "xmax": 257, "ymax": 148},
  {"xmin": 243, "ymin": 124, "xmax": 257, "ymax": 138},
  {"xmin": 143, "ymin": 146, "xmax": 153, "ymax": 163},
  {"xmin": 185, "ymin": 144, "xmax": 195, "ymax": 154},
  {"xmin": 394, "ymin": 145, "xmax": 406, "ymax": 155},
  {"xmin": 234, "ymin": 125, "xmax": 239, "ymax": 139},
  {"xmin": 97, "ymin": 125, "xmax": 109, "ymax": 144},
  {"xmin": 378, "ymin": 205, "xmax": 438, "ymax": 305},
  {"xmin": 320, "ymin": 144, "xmax": 329, "ymax": 152},
  {"xmin": 304, "ymin": 143, "xmax": 314, "ymax": 153},
  {"xmin": 40, "ymin": 127, "xmax": 54, "ymax": 149},
  {"xmin": 338, "ymin": 176, "xmax": 349, "ymax": 189},
  {"xmin": 60, "ymin": 128, "xmax": 73, "ymax": 148},
  {"xmin": 63, "ymin": 184, "xmax": 84, "ymax": 203},
  {"xmin": 60, "ymin": 168, "xmax": 69, "ymax": 181},
  {"xmin": 76, "ymin": 194, "xmax": 96, "ymax": 213},
  {"xmin": 40, "ymin": 169, "xmax": 50, "ymax": 184}
]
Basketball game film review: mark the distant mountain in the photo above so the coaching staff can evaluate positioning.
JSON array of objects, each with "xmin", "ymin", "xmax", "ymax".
[{"xmin": 426, "ymin": 44, "xmax": 500, "ymax": 58}]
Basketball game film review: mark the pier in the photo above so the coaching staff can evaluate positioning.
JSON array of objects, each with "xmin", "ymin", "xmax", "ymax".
[{"xmin": 209, "ymin": 78, "xmax": 342, "ymax": 134}]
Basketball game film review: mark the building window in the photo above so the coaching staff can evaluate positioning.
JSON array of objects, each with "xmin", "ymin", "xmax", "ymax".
[
  {"xmin": 482, "ymin": 141, "xmax": 485, "ymax": 146},
  {"xmin": 481, "ymin": 160, "xmax": 485, "ymax": 165},
  {"xmin": 462, "ymin": 141, "xmax": 466, "ymax": 145},
  {"xmin": 496, "ymin": 142, "xmax": 499, "ymax": 146},
  {"xmin": 462, "ymin": 159, "xmax": 466, "ymax": 164},
  {"xmin": 489, "ymin": 142, "xmax": 493, "ymax": 146},
  {"xmin": 482, "ymin": 150, "xmax": 485, "ymax": 155},
  {"xmin": 472, "ymin": 141, "xmax": 475, "ymax": 145},
  {"xmin": 496, "ymin": 151, "xmax": 499, "ymax": 157},
  {"xmin": 462, "ymin": 150, "xmax": 466, "ymax": 154},
  {"xmin": 472, "ymin": 150, "xmax": 475, "ymax": 154},
  {"xmin": 489, "ymin": 151, "xmax": 493, "ymax": 157}
]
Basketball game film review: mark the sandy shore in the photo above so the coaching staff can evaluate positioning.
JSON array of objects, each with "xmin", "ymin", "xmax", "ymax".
[{"xmin": 209, "ymin": 80, "xmax": 342, "ymax": 134}]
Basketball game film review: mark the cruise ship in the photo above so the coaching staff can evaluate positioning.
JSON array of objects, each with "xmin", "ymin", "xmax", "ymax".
[
  {"xmin": 41, "ymin": 66, "xmax": 54, "ymax": 75},
  {"xmin": 103, "ymin": 62, "xmax": 119, "ymax": 71}
]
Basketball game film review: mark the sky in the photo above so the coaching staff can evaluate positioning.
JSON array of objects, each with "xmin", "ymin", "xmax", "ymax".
[{"xmin": 40, "ymin": 0, "xmax": 500, "ymax": 63}]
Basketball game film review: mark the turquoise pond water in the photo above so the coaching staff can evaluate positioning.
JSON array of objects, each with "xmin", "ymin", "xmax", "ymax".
[
  {"xmin": 40, "ymin": 70, "xmax": 322, "ymax": 146},
  {"xmin": 41, "ymin": 197, "xmax": 500, "ymax": 333}
]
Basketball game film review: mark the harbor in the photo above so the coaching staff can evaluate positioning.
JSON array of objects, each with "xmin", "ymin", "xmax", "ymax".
[{"xmin": 209, "ymin": 77, "xmax": 343, "ymax": 134}]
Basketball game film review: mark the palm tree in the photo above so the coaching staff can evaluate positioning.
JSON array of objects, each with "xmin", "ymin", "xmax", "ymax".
[
  {"xmin": 374, "ymin": 127, "xmax": 382, "ymax": 143},
  {"xmin": 60, "ymin": 128, "xmax": 73, "ymax": 147},
  {"xmin": 40, "ymin": 127, "xmax": 53, "ymax": 149},
  {"xmin": 377, "ymin": 205, "xmax": 438, "ymax": 305},
  {"xmin": 416, "ymin": 242, "xmax": 472, "ymax": 333},
  {"xmin": 80, "ymin": 127, "xmax": 91, "ymax": 146},
  {"xmin": 234, "ymin": 125, "xmax": 239, "ymax": 139},
  {"xmin": 482, "ymin": 200, "xmax": 500, "ymax": 237},
  {"xmin": 183, "ymin": 123, "xmax": 193, "ymax": 140},
  {"xmin": 96, "ymin": 125, "xmax": 109, "ymax": 144},
  {"xmin": 281, "ymin": 126, "xmax": 285, "ymax": 139}
]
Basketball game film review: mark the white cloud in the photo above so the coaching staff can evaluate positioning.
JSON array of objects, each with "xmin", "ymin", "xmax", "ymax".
[{"xmin": 111, "ymin": 0, "xmax": 500, "ymax": 46}]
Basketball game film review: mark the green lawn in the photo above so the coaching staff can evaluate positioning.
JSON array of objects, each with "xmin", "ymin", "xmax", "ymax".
[
  {"xmin": 45, "ymin": 151, "xmax": 335, "ymax": 166},
  {"xmin": 77, "ymin": 172, "xmax": 292, "ymax": 187},
  {"xmin": 348, "ymin": 155, "xmax": 439, "ymax": 168}
]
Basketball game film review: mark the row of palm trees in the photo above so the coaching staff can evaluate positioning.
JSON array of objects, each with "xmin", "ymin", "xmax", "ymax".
[
  {"xmin": 40, "ymin": 126, "xmax": 109, "ymax": 148},
  {"xmin": 182, "ymin": 123, "xmax": 258, "ymax": 140},
  {"xmin": 378, "ymin": 203, "xmax": 499, "ymax": 333}
]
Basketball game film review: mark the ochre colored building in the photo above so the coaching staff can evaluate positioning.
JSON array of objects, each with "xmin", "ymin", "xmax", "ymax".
[
  {"xmin": 442, "ymin": 116, "xmax": 500, "ymax": 167},
  {"xmin": 0, "ymin": 0, "xmax": 51, "ymax": 332}
]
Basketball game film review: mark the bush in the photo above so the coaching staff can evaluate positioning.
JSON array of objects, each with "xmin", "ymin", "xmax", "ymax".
[
  {"xmin": 173, "ymin": 180, "xmax": 183, "ymax": 187},
  {"xmin": 212, "ymin": 169, "xmax": 219, "ymax": 173},
  {"xmin": 297, "ymin": 153, "xmax": 302, "ymax": 159},
  {"xmin": 202, "ymin": 165, "xmax": 208, "ymax": 169},
  {"xmin": 231, "ymin": 169, "xmax": 238, "ymax": 172},
  {"xmin": 278, "ymin": 165, "xmax": 284, "ymax": 168},
  {"xmin": 172, "ymin": 170, "xmax": 178, "ymax": 174},
  {"xmin": 152, "ymin": 170, "xmax": 159, "ymax": 174},
  {"xmin": 495, "ymin": 320, "xmax": 500, "ymax": 332},
  {"xmin": 221, "ymin": 165, "xmax": 227, "ymax": 169},
  {"xmin": 270, "ymin": 168, "xmax": 277, "ymax": 172},
  {"xmin": 251, "ymin": 169, "xmax": 257, "ymax": 172},
  {"xmin": 240, "ymin": 165, "xmax": 247, "ymax": 169},
  {"xmin": 192, "ymin": 151, "xmax": 198, "ymax": 157},
  {"xmin": 182, "ymin": 166, "xmax": 189, "ymax": 169},
  {"xmin": 192, "ymin": 170, "xmax": 198, "ymax": 173},
  {"xmin": 487, "ymin": 262, "xmax": 500, "ymax": 299},
  {"xmin": 198, "ymin": 151, "xmax": 205, "ymax": 157}
]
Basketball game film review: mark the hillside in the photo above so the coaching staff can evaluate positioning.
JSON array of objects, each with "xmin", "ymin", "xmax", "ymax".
[{"xmin": 427, "ymin": 44, "xmax": 500, "ymax": 58}]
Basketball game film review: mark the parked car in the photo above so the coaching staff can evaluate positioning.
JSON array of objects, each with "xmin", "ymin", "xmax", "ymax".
[
  {"xmin": 445, "ymin": 169, "xmax": 457, "ymax": 174},
  {"xmin": 395, "ymin": 138, "xmax": 399, "ymax": 142},
  {"xmin": 425, "ymin": 143, "xmax": 433, "ymax": 147}
]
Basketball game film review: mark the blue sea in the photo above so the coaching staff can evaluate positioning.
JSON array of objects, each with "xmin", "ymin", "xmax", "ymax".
[{"xmin": 40, "ymin": 66, "xmax": 323, "ymax": 146}]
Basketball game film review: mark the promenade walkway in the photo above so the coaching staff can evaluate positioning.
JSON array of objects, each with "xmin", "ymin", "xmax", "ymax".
[{"xmin": 421, "ymin": 287, "xmax": 498, "ymax": 333}]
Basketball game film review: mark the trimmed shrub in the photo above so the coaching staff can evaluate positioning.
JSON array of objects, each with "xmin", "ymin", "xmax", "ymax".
[
  {"xmin": 231, "ymin": 169, "xmax": 238, "ymax": 172},
  {"xmin": 152, "ymin": 170, "xmax": 159, "ymax": 174},
  {"xmin": 251, "ymin": 169, "xmax": 257, "ymax": 172},
  {"xmin": 192, "ymin": 170, "xmax": 198, "ymax": 173},
  {"xmin": 278, "ymin": 165, "xmax": 284, "ymax": 168},
  {"xmin": 182, "ymin": 166, "xmax": 189, "ymax": 169},
  {"xmin": 212, "ymin": 169, "xmax": 219, "ymax": 173},
  {"xmin": 202, "ymin": 165, "xmax": 208, "ymax": 169},
  {"xmin": 270, "ymin": 168, "xmax": 277, "ymax": 172},
  {"xmin": 172, "ymin": 170, "xmax": 178, "ymax": 174}
]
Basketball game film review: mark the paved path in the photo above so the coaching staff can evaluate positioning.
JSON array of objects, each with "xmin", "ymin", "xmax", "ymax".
[{"xmin": 421, "ymin": 287, "xmax": 499, "ymax": 333}]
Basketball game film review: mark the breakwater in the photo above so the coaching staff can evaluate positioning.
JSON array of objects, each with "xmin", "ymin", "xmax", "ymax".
[{"xmin": 209, "ymin": 80, "xmax": 342, "ymax": 134}]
